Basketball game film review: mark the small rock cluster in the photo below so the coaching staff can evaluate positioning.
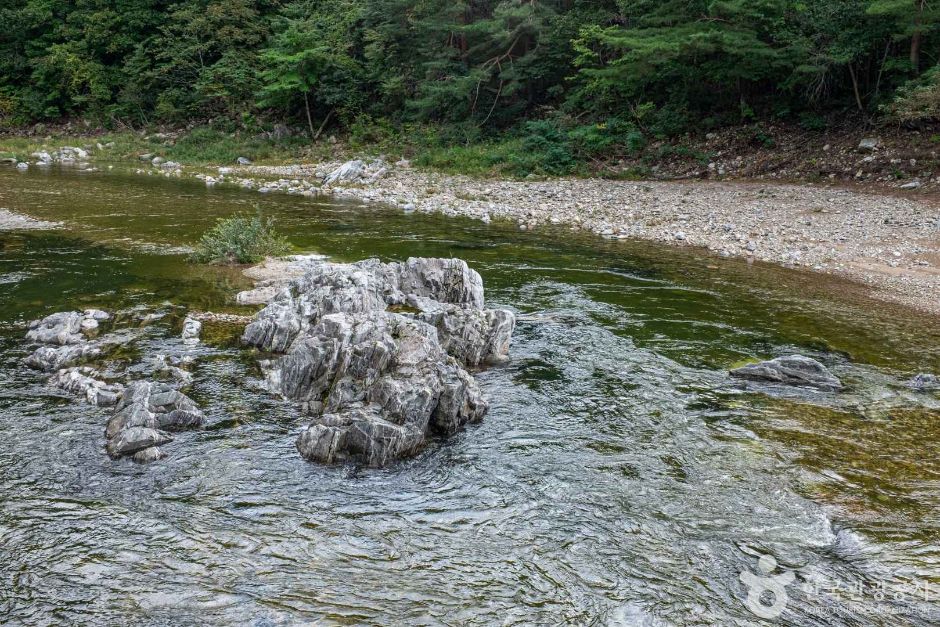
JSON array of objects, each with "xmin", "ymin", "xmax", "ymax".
[
  {"xmin": 242, "ymin": 257, "xmax": 514, "ymax": 466},
  {"xmin": 12, "ymin": 145, "xmax": 103, "ymax": 171},
  {"xmin": 191, "ymin": 158, "xmax": 389, "ymax": 194},
  {"xmin": 23, "ymin": 309, "xmax": 204, "ymax": 463},
  {"xmin": 25, "ymin": 310, "xmax": 114, "ymax": 373}
]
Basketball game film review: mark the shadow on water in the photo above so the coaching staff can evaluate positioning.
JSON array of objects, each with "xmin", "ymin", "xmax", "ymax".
[{"xmin": 0, "ymin": 165, "xmax": 938, "ymax": 624}]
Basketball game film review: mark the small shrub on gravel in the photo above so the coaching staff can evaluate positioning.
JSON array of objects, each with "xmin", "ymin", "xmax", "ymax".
[{"xmin": 191, "ymin": 214, "xmax": 291, "ymax": 264}]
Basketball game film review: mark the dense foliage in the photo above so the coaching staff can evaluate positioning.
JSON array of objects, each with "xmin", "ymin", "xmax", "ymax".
[
  {"xmin": 2, "ymin": 0, "xmax": 939, "ymax": 136},
  {"xmin": 191, "ymin": 214, "xmax": 291, "ymax": 264}
]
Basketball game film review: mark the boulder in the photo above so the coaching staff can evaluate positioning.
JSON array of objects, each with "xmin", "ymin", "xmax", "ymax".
[
  {"xmin": 323, "ymin": 160, "xmax": 364, "ymax": 185},
  {"xmin": 24, "ymin": 310, "xmax": 118, "ymax": 370},
  {"xmin": 105, "ymin": 380, "xmax": 203, "ymax": 461},
  {"xmin": 26, "ymin": 310, "xmax": 104, "ymax": 345},
  {"xmin": 410, "ymin": 296, "xmax": 514, "ymax": 367},
  {"xmin": 283, "ymin": 311, "xmax": 487, "ymax": 466},
  {"xmin": 730, "ymin": 355, "xmax": 842, "ymax": 390},
  {"xmin": 107, "ymin": 380, "xmax": 204, "ymax": 436},
  {"xmin": 242, "ymin": 257, "xmax": 492, "ymax": 353},
  {"xmin": 26, "ymin": 343, "xmax": 103, "ymax": 371},
  {"xmin": 51, "ymin": 367, "xmax": 123, "ymax": 406},
  {"xmin": 181, "ymin": 316, "xmax": 201, "ymax": 344},
  {"xmin": 243, "ymin": 256, "xmax": 512, "ymax": 466}
]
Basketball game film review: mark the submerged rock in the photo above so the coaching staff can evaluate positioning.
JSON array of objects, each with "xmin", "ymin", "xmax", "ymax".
[
  {"xmin": 244, "ymin": 256, "xmax": 513, "ymax": 466},
  {"xmin": 908, "ymin": 373, "xmax": 939, "ymax": 391},
  {"xmin": 730, "ymin": 355, "xmax": 843, "ymax": 390},
  {"xmin": 106, "ymin": 426, "xmax": 173, "ymax": 458}
]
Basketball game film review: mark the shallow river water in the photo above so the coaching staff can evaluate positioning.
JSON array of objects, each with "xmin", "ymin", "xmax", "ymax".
[{"xmin": 1, "ymin": 165, "xmax": 939, "ymax": 625}]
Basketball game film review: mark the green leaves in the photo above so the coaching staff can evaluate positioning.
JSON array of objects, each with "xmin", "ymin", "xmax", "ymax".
[
  {"xmin": 1, "ymin": 0, "xmax": 939, "ymax": 135},
  {"xmin": 191, "ymin": 214, "xmax": 292, "ymax": 265}
]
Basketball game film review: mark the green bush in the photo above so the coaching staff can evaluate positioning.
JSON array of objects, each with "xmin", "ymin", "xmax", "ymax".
[{"xmin": 190, "ymin": 214, "xmax": 291, "ymax": 264}]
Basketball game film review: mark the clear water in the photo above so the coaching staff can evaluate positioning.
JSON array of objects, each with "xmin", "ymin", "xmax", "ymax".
[{"xmin": 1, "ymin": 165, "xmax": 939, "ymax": 625}]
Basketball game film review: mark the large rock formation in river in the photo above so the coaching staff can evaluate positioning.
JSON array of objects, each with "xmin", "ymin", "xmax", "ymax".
[{"xmin": 242, "ymin": 257, "xmax": 514, "ymax": 466}]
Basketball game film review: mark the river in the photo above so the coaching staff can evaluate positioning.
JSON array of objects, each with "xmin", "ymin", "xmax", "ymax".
[{"xmin": 1, "ymin": 165, "xmax": 939, "ymax": 625}]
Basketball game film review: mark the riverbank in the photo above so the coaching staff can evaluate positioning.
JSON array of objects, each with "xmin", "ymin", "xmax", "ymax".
[
  {"xmin": 3, "ymin": 127, "xmax": 939, "ymax": 315},
  {"xmin": 227, "ymin": 160, "xmax": 940, "ymax": 316}
]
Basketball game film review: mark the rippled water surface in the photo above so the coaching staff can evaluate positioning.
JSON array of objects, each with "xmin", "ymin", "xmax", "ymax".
[{"xmin": 1, "ymin": 166, "xmax": 939, "ymax": 625}]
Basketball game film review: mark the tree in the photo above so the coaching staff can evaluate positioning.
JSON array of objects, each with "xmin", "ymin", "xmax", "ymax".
[
  {"xmin": 258, "ymin": 1, "xmax": 365, "ymax": 138},
  {"xmin": 867, "ymin": 0, "xmax": 940, "ymax": 74}
]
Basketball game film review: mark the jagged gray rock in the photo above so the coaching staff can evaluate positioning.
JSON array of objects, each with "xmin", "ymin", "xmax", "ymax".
[
  {"xmin": 323, "ymin": 159, "xmax": 364, "ymax": 185},
  {"xmin": 409, "ymin": 296, "xmax": 514, "ymax": 368},
  {"xmin": 730, "ymin": 355, "xmax": 843, "ymax": 390},
  {"xmin": 26, "ymin": 311, "xmax": 85, "ymax": 345},
  {"xmin": 105, "ymin": 380, "xmax": 203, "ymax": 462},
  {"xmin": 243, "ymin": 256, "xmax": 512, "ymax": 466},
  {"xmin": 285, "ymin": 311, "xmax": 487, "ymax": 466},
  {"xmin": 51, "ymin": 367, "xmax": 123, "ymax": 406},
  {"xmin": 182, "ymin": 316, "xmax": 201, "ymax": 344},
  {"xmin": 26, "ymin": 343, "xmax": 103, "ymax": 371},
  {"xmin": 26, "ymin": 309, "xmax": 110, "ymax": 345},
  {"xmin": 242, "ymin": 257, "xmax": 490, "ymax": 353}
]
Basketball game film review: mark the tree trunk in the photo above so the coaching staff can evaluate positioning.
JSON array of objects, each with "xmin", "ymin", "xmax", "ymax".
[
  {"xmin": 314, "ymin": 108, "xmax": 334, "ymax": 141},
  {"xmin": 303, "ymin": 91, "xmax": 315, "ymax": 140},
  {"xmin": 848, "ymin": 63, "xmax": 865, "ymax": 114}
]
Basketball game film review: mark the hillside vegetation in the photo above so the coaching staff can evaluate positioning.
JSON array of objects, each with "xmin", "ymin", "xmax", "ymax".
[{"xmin": 3, "ymin": 1, "xmax": 940, "ymax": 170}]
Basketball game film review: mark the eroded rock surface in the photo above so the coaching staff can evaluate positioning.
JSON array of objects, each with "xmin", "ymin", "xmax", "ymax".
[
  {"xmin": 24, "ymin": 309, "xmax": 205, "ymax": 463},
  {"xmin": 182, "ymin": 316, "xmax": 201, "ymax": 344},
  {"xmin": 51, "ymin": 367, "xmax": 124, "ymax": 406},
  {"xmin": 730, "ymin": 355, "xmax": 843, "ymax": 391},
  {"xmin": 105, "ymin": 380, "xmax": 203, "ymax": 462},
  {"xmin": 243, "ymin": 257, "xmax": 514, "ymax": 466}
]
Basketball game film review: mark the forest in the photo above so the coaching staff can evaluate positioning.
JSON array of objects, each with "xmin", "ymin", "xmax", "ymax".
[{"xmin": 2, "ymin": 0, "xmax": 940, "ymax": 145}]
